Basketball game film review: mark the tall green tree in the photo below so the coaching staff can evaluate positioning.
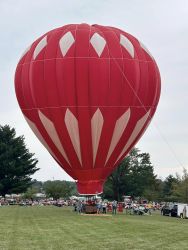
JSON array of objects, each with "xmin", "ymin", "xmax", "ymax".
[
  {"xmin": 43, "ymin": 180, "xmax": 77, "ymax": 199},
  {"xmin": 23, "ymin": 186, "xmax": 39, "ymax": 199},
  {"xmin": 103, "ymin": 156, "xmax": 130, "ymax": 201},
  {"xmin": 31, "ymin": 179, "xmax": 43, "ymax": 193},
  {"xmin": 143, "ymin": 177, "xmax": 163, "ymax": 201},
  {"xmin": 127, "ymin": 150, "xmax": 157, "ymax": 198},
  {"xmin": 0, "ymin": 125, "xmax": 39, "ymax": 196},
  {"xmin": 171, "ymin": 169, "xmax": 188, "ymax": 203},
  {"xmin": 103, "ymin": 148, "xmax": 158, "ymax": 201},
  {"xmin": 162, "ymin": 174, "xmax": 179, "ymax": 201}
]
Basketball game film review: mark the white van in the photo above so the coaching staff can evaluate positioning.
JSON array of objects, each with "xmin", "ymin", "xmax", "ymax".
[{"xmin": 177, "ymin": 204, "xmax": 188, "ymax": 218}]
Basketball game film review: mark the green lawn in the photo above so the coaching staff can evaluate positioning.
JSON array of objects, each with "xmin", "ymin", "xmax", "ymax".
[{"xmin": 0, "ymin": 206, "xmax": 187, "ymax": 250}]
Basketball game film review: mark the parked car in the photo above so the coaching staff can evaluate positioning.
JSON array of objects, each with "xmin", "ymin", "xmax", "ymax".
[
  {"xmin": 171, "ymin": 204, "xmax": 178, "ymax": 217},
  {"xmin": 161, "ymin": 203, "xmax": 188, "ymax": 218},
  {"xmin": 161, "ymin": 204, "xmax": 177, "ymax": 217},
  {"xmin": 177, "ymin": 204, "xmax": 188, "ymax": 218}
]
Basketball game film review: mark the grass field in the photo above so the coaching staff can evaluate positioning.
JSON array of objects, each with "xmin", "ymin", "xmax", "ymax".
[{"xmin": 0, "ymin": 206, "xmax": 187, "ymax": 250}]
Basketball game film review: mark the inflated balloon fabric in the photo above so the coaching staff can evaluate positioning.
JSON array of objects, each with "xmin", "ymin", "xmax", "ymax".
[{"xmin": 15, "ymin": 24, "xmax": 161, "ymax": 194}]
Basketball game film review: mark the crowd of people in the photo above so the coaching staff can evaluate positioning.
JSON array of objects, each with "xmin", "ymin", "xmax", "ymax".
[
  {"xmin": 124, "ymin": 203, "xmax": 152, "ymax": 215},
  {"xmin": 0, "ymin": 198, "xmax": 71, "ymax": 207},
  {"xmin": 72, "ymin": 199, "xmax": 161, "ymax": 215},
  {"xmin": 73, "ymin": 199, "xmax": 119, "ymax": 214},
  {"xmin": 0, "ymin": 197, "xmax": 161, "ymax": 216}
]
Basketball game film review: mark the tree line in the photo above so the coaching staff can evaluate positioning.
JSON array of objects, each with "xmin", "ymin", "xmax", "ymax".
[
  {"xmin": 0, "ymin": 125, "xmax": 188, "ymax": 203},
  {"xmin": 103, "ymin": 148, "xmax": 188, "ymax": 203}
]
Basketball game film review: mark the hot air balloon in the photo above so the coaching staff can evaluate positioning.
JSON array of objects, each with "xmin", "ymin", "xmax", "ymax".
[{"xmin": 15, "ymin": 23, "xmax": 161, "ymax": 195}]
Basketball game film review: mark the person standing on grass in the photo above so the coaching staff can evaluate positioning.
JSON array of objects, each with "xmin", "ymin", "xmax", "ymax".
[
  {"xmin": 97, "ymin": 200, "xmax": 102, "ymax": 214},
  {"xmin": 183, "ymin": 205, "xmax": 186, "ymax": 219},
  {"xmin": 102, "ymin": 201, "xmax": 107, "ymax": 214},
  {"xmin": 77, "ymin": 200, "xmax": 82, "ymax": 214},
  {"xmin": 112, "ymin": 200, "xmax": 117, "ymax": 215}
]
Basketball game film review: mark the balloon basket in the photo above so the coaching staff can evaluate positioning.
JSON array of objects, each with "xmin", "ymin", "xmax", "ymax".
[{"xmin": 82, "ymin": 195, "xmax": 102, "ymax": 214}]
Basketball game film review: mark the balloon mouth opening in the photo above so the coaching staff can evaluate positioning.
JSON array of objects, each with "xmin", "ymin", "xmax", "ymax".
[{"xmin": 76, "ymin": 180, "xmax": 104, "ymax": 195}]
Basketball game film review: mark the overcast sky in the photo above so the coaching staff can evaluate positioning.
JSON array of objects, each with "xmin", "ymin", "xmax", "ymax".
[{"xmin": 0, "ymin": 0, "xmax": 188, "ymax": 181}]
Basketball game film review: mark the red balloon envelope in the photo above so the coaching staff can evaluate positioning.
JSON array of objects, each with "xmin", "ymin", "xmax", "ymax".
[{"xmin": 15, "ymin": 24, "xmax": 161, "ymax": 195}]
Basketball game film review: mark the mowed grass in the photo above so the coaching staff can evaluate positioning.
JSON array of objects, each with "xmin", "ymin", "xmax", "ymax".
[{"xmin": 0, "ymin": 206, "xmax": 188, "ymax": 250}]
